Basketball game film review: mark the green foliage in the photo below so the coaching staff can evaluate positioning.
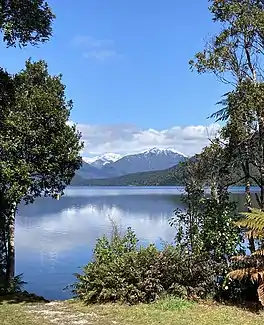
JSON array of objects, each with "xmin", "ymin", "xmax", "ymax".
[
  {"xmin": 73, "ymin": 226, "xmax": 224, "ymax": 305},
  {"xmin": 190, "ymin": 0, "xmax": 264, "ymax": 83},
  {"xmin": 168, "ymin": 156, "xmax": 248, "ymax": 304},
  {"xmin": 190, "ymin": 0, "xmax": 264, "ymax": 206},
  {"xmin": 0, "ymin": 0, "xmax": 55, "ymax": 47},
  {"xmin": 223, "ymin": 209, "xmax": 264, "ymax": 306},
  {"xmin": 0, "ymin": 0, "xmax": 82, "ymax": 294},
  {"xmin": 0, "ymin": 56, "xmax": 83, "ymax": 291},
  {"xmin": 0, "ymin": 60, "xmax": 83, "ymax": 205},
  {"xmin": 189, "ymin": 0, "xmax": 264, "ymax": 307},
  {"xmin": 153, "ymin": 296, "xmax": 195, "ymax": 311},
  {"xmin": 0, "ymin": 273, "xmax": 26, "ymax": 295},
  {"xmin": 170, "ymin": 166, "xmax": 242, "ymax": 263},
  {"xmin": 73, "ymin": 227, "xmax": 162, "ymax": 304},
  {"xmin": 201, "ymin": 193, "xmax": 243, "ymax": 261}
]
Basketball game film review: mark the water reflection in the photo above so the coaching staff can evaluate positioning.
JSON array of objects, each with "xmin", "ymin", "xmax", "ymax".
[
  {"xmin": 15, "ymin": 186, "xmax": 252, "ymax": 300},
  {"xmin": 16, "ymin": 188, "xmax": 184, "ymax": 300},
  {"xmin": 16, "ymin": 196, "xmax": 181, "ymax": 253}
]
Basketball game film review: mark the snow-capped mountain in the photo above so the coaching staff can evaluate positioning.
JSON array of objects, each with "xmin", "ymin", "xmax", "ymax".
[
  {"xmin": 71, "ymin": 159, "xmax": 119, "ymax": 184},
  {"xmin": 140, "ymin": 147, "xmax": 186, "ymax": 157},
  {"xmin": 71, "ymin": 147, "xmax": 187, "ymax": 184},
  {"xmin": 75, "ymin": 147, "xmax": 187, "ymax": 183},
  {"xmin": 83, "ymin": 153, "xmax": 122, "ymax": 169},
  {"xmin": 100, "ymin": 147, "xmax": 186, "ymax": 176}
]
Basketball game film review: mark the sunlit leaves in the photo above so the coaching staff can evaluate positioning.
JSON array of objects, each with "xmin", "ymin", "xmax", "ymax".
[
  {"xmin": 0, "ymin": 60, "xmax": 83, "ymax": 204},
  {"xmin": 190, "ymin": 0, "xmax": 264, "ymax": 83},
  {"xmin": 0, "ymin": 0, "xmax": 55, "ymax": 47}
]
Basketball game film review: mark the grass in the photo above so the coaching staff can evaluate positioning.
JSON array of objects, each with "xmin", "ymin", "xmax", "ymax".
[{"xmin": 1, "ymin": 296, "xmax": 264, "ymax": 325}]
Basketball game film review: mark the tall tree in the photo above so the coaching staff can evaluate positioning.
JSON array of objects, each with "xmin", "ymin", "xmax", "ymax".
[
  {"xmin": 190, "ymin": 0, "xmax": 264, "ymax": 254},
  {"xmin": 0, "ymin": 1, "xmax": 82, "ymax": 290},
  {"xmin": 190, "ymin": 0, "xmax": 264, "ymax": 303},
  {"xmin": 190, "ymin": 0, "xmax": 264, "ymax": 84},
  {"xmin": 0, "ymin": 60, "xmax": 83, "ymax": 286}
]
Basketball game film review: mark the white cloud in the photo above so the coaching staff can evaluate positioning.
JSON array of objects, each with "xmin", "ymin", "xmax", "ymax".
[
  {"xmin": 73, "ymin": 36, "xmax": 114, "ymax": 48},
  {"xmin": 72, "ymin": 35, "xmax": 122, "ymax": 61},
  {"xmin": 83, "ymin": 49, "xmax": 122, "ymax": 61},
  {"xmin": 72, "ymin": 122, "xmax": 221, "ymax": 157}
]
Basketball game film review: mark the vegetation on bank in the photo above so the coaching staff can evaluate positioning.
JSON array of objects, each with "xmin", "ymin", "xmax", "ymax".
[
  {"xmin": 71, "ymin": 0, "xmax": 264, "ymax": 312},
  {"xmin": 72, "ymin": 188, "xmax": 245, "ymax": 305}
]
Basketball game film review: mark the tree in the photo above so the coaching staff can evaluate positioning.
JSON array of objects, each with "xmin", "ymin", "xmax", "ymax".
[
  {"xmin": 0, "ymin": 60, "xmax": 83, "ymax": 287},
  {"xmin": 190, "ymin": 0, "xmax": 264, "ymax": 304},
  {"xmin": 0, "ymin": 1, "xmax": 83, "ymax": 292},
  {"xmin": 190, "ymin": 0, "xmax": 264, "ymax": 250},
  {"xmin": 190, "ymin": 0, "xmax": 264, "ymax": 84},
  {"xmin": 171, "ymin": 146, "xmax": 242, "ymax": 261},
  {"xmin": 0, "ymin": 0, "xmax": 55, "ymax": 47}
]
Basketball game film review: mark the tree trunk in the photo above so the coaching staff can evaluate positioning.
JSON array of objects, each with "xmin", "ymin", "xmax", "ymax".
[
  {"xmin": 245, "ymin": 180, "xmax": 256, "ymax": 253},
  {"xmin": 210, "ymin": 179, "xmax": 219, "ymax": 203},
  {"xmin": 5, "ymin": 202, "xmax": 17, "ymax": 286}
]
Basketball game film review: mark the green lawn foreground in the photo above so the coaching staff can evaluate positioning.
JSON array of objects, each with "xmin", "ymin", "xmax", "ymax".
[{"xmin": 1, "ymin": 297, "xmax": 264, "ymax": 325}]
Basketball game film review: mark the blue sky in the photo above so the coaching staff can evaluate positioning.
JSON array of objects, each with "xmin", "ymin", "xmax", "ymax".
[{"xmin": 0, "ymin": 0, "xmax": 227, "ymax": 156}]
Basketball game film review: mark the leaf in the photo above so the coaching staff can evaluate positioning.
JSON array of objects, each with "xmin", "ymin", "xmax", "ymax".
[
  {"xmin": 236, "ymin": 209, "xmax": 264, "ymax": 232},
  {"xmin": 245, "ymin": 229, "xmax": 264, "ymax": 240},
  {"xmin": 231, "ymin": 255, "xmax": 247, "ymax": 262},
  {"xmin": 257, "ymin": 282, "xmax": 264, "ymax": 306},
  {"xmin": 252, "ymin": 249, "xmax": 264, "ymax": 256},
  {"xmin": 227, "ymin": 267, "xmax": 264, "ymax": 281}
]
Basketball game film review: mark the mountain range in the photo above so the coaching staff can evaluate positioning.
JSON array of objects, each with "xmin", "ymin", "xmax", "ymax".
[
  {"xmin": 83, "ymin": 153, "xmax": 122, "ymax": 168},
  {"xmin": 71, "ymin": 147, "xmax": 186, "ymax": 185}
]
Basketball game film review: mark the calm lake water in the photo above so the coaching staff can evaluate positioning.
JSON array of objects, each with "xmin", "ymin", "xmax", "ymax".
[{"xmin": 15, "ymin": 186, "xmax": 251, "ymax": 300}]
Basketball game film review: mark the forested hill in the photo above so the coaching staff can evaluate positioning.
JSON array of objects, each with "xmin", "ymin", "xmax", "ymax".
[
  {"xmin": 71, "ymin": 158, "xmax": 254, "ymax": 187},
  {"xmin": 72, "ymin": 163, "xmax": 185, "ymax": 186}
]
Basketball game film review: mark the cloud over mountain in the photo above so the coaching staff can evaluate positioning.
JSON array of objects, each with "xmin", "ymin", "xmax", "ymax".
[{"xmin": 73, "ymin": 122, "xmax": 220, "ymax": 157}]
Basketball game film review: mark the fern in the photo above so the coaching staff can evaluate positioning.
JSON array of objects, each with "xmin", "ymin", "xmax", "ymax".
[
  {"xmin": 258, "ymin": 283, "xmax": 264, "ymax": 306},
  {"xmin": 227, "ymin": 209, "xmax": 264, "ymax": 306},
  {"xmin": 245, "ymin": 229, "xmax": 264, "ymax": 240},
  {"xmin": 236, "ymin": 209, "xmax": 264, "ymax": 232},
  {"xmin": 253, "ymin": 249, "xmax": 264, "ymax": 256}
]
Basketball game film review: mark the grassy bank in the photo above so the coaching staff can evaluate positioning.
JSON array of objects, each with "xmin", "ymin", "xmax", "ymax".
[{"xmin": 1, "ymin": 297, "xmax": 264, "ymax": 325}]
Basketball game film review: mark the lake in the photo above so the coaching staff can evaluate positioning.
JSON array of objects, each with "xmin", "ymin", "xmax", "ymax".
[{"xmin": 16, "ymin": 186, "xmax": 249, "ymax": 300}]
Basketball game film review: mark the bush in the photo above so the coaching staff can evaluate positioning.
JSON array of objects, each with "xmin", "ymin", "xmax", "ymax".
[
  {"xmin": 73, "ymin": 227, "xmax": 163, "ymax": 304},
  {"xmin": 0, "ymin": 273, "xmax": 26, "ymax": 295},
  {"xmin": 73, "ymin": 227, "xmax": 222, "ymax": 304}
]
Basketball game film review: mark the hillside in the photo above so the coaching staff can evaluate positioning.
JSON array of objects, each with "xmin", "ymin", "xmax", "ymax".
[
  {"xmin": 100, "ymin": 147, "xmax": 186, "ymax": 176},
  {"xmin": 75, "ymin": 158, "xmax": 253, "ymax": 187},
  {"xmin": 80, "ymin": 148, "xmax": 186, "ymax": 179},
  {"xmin": 82, "ymin": 164, "xmax": 185, "ymax": 186}
]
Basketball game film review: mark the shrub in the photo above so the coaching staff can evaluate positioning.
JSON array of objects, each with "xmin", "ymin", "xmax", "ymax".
[
  {"xmin": 73, "ymin": 227, "xmax": 163, "ymax": 304},
  {"xmin": 73, "ymin": 227, "xmax": 222, "ymax": 304},
  {"xmin": 0, "ymin": 273, "xmax": 26, "ymax": 295}
]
